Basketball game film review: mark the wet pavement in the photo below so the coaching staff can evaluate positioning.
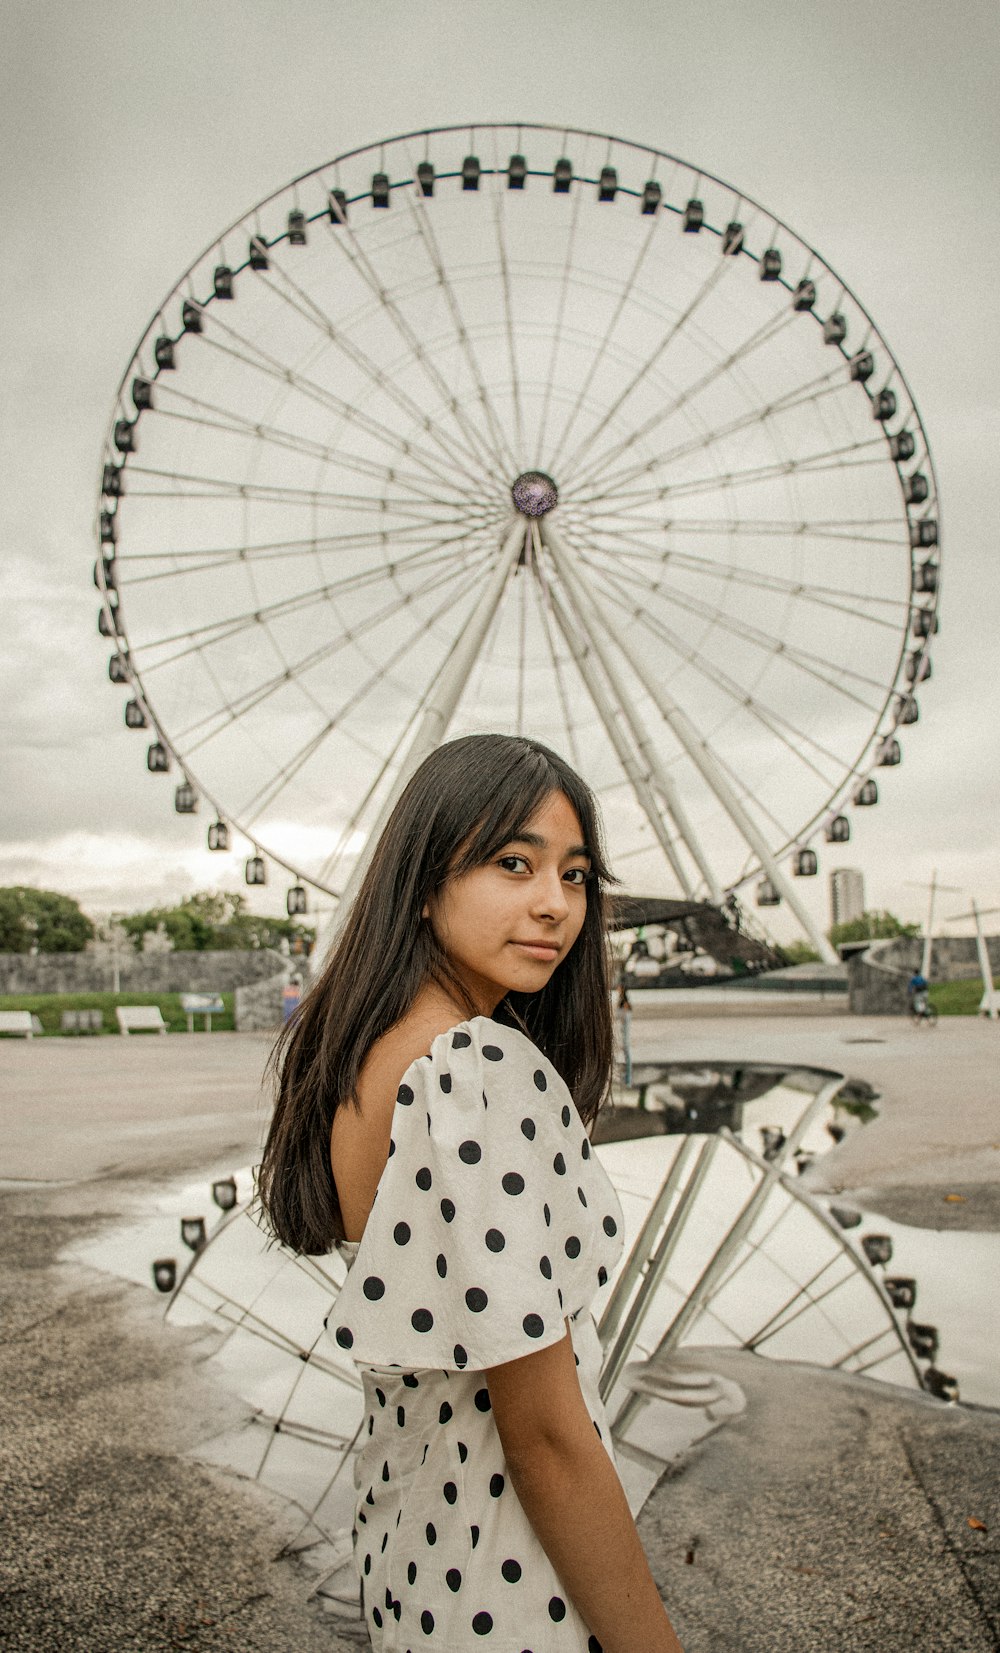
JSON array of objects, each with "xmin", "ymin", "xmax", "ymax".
[{"xmin": 1, "ymin": 1018, "xmax": 998, "ymax": 1651}]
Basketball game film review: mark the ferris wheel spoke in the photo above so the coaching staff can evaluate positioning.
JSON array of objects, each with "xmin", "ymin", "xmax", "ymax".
[
  {"xmin": 237, "ymin": 562, "xmax": 487, "ymax": 825},
  {"xmin": 555, "ymin": 248, "xmax": 734, "ymax": 485},
  {"xmin": 526, "ymin": 522, "xmax": 583, "ymax": 773},
  {"xmin": 406, "ymin": 189, "xmax": 518, "ymax": 473},
  {"xmin": 116, "ymin": 519, "xmax": 490, "ymax": 585},
  {"xmin": 545, "ymin": 213, "xmax": 661, "ymax": 477},
  {"xmin": 592, "ymin": 550, "xmax": 885, "ymax": 706},
  {"xmin": 580, "ymin": 558, "xmax": 855, "ymax": 780},
  {"xmin": 572, "ymin": 434, "xmax": 888, "ymax": 510},
  {"xmin": 319, "ymin": 217, "xmax": 504, "ymax": 479},
  {"xmin": 534, "ymin": 174, "xmax": 585, "ymax": 463},
  {"xmin": 174, "ymin": 548, "xmax": 489, "ymax": 750},
  {"xmin": 570, "ymin": 513, "xmax": 908, "ymax": 551},
  {"xmin": 485, "ymin": 144, "xmax": 527, "ymax": 461},
  {"xmin": 576, "ymin": 360, "xmax": 848, "ymax": 501},
  {"xmin": 122, "ymin": 463, "xmax": 466, "ymax": 520},
  {"xmin": 593, "ymin": 541, "xmax": 907, "ymax": 630},
  {"xmin": 248, "ymin": 257, "xmax": 487, "ymax": 489},
  {"xmin": 148, "ymin": 390, "xmax": 468, "ymax": 508}
]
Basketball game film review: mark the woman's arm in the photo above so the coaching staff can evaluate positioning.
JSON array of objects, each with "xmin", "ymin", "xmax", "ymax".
[{"xmin": 486, "ymin": 1328, "xmax": 684, "ymax": 1653}]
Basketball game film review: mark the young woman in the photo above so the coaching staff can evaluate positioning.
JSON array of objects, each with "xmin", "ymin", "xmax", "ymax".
[{"xmin": 259, "ymin": 733, "xmax": 683, "ymax": 1653}]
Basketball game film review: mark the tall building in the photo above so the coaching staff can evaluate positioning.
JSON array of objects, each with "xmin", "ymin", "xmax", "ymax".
[{"xmin": 830, "ymin": 867, "xmax": 865, "ymax": 928}]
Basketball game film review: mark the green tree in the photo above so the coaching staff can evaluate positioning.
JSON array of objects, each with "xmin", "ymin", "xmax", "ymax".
[
  {"xmin": 780, "ymin": 939, "xmax": 821, "ymax": 965},
  {"xmin": 0, "ymin": 887, "xmax": 95, "ymax": 953},
  {"xmin": 121, "ymin": 890, "xmax": 314, "ymax": 953},
  {"xmin": 828, "ymin": 910, "xmax": 920, "ymax": 948}
]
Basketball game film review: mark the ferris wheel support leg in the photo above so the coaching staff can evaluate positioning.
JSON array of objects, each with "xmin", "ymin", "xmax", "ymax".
[
  {"xmin": 542, "ymin": 524, "xmax": 837, "ymax": 964},
  {"xmin": 543, "ymin": 579, "xmax": 696, "ymax": 899},
  {"xmin": 541, "ymin": 521, "xmax": 725, "ymax": 906},
  {"xmin": 320, "ymin": 517, "xmax": 529, "ymax": 953}
]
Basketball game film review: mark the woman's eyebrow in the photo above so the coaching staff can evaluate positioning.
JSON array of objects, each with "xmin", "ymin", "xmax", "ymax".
[{"xmin": 506, "ymin": 832, "xmax": 592, "ymax": 860}]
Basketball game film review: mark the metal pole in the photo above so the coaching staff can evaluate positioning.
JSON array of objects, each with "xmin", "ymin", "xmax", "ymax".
[
  {"xmin": 544, "ymin": 582, "xmax": 696, "ymax": 896},
  {"xmin": 972, "ymin": 901, "xmax": 998, "ymax": 1020},
  {"xmin": 327, "ymin": 516, "xmax": 528, "ymax": 939},
  {"xmin": 541, "ymin": 520, "xmax": 724, "ymax": 903},
  {"xmin": 543, "ymin": 525, "xmax": 836, "ymax": 963},
  {"xmin": 922, "ymin": 868, "xmax": 937, "ymax": 980}
]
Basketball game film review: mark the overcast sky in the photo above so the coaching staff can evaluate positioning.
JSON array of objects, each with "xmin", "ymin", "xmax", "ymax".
[{"xmin": 2, "ymin": 0, "xmax": 998, "ymax": 946}]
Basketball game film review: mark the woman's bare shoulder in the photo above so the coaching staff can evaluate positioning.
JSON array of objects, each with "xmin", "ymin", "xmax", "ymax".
[{"xmin": 355, "ymin": 997, "xmax": 472, "ymax": 1110}]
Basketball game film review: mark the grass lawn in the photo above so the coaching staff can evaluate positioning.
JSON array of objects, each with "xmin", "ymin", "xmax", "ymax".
[
  {"xmin": 0, "ymin": 991, "xmax": 235, "ymax": 1035},
  {"xmin": 928, "ymin": 977, "xmax": 1000, "ymax": 1016}
]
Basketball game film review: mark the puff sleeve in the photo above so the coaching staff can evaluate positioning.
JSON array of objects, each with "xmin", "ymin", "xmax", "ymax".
[{"xmin": 328, "ymin": 1017, "xmax": 624, "ymax": 1373}]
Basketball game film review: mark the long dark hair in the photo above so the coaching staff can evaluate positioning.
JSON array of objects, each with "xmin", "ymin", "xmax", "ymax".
[{"xmin": 258, "ymin": 733, "xmax": 619, "ymax": 1254}]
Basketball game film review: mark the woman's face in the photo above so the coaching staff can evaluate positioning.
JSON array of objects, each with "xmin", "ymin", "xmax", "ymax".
[{"xmin": 424, "ymin": 790, "xmax": 592, "ymax": 1015}]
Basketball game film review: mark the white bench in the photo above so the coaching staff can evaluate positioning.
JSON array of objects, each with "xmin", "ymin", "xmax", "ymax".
[
  {"xmin": 0, "ymin": 1010, "xmax": 35, "ymax": 1038},
  {"xmin": 116, "ymin": 1005, "xmax": 168, "ymax": 1035},
  {"xmin": 180, "ymin": 992, "xmax": 225, "ymax": 1032}
]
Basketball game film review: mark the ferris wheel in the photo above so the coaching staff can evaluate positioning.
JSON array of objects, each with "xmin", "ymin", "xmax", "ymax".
[{"xmin": 95, "ymin": 124, "xmax": 940, "ymax": 961}]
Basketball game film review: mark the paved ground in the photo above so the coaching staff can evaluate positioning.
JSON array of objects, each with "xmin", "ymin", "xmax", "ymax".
[{"xmin": 1, "ymin": 1017, "xmax": 998, "ymax": 1650}]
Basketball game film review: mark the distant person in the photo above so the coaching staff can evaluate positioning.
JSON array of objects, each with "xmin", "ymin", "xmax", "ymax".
[
  {"xmin": 615, "ymin": 983, "xmax": 634, "ymax": 1087},
  {"xmin": 907, "ymin": 969, "xmax": 928, "ymax": 1007}
]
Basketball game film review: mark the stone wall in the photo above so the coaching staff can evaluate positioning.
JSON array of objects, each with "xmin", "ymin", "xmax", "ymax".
[
  {"xmin": 0, "ymin": 949, "xmax": 289, "ymax": 996},
  {"xmin": 234, "ymin": 973, "xmax": 291, "ymax": 1034},
  {"xmin": 847, "ymin": 934, "xmax": 1000, "ymax": 1014}
]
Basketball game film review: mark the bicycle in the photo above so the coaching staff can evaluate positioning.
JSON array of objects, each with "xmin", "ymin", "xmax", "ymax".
[{"xmin": 909, "ymin": 992, "xmax": 939, "ymax": 1028}]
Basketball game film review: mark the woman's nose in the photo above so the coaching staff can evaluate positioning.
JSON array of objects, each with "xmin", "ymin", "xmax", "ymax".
[{"xmin": 532, "ymin": 869, "xmax": 569, "ymax": 921}]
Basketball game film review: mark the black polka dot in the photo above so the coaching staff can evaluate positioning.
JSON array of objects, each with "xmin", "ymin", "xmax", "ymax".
[
  {"xmin": 561, "ymin": 1104, "xmax": 571, "ymax": 1127},
  {"xmin": 501, "ymin": 1558, "xmax": 522, "ymax": 1583},
  {"xmin": 373, "ymin": 1607, "xmax": 382, "ymax": 1629},
  {"xmin": 403, "ymin": 1372, "xmax": 419, "ymax": 1387},
  {"xmin": 482, "ymin": 1045, "xmax": 504, "ymax": 1061},
  {"xmin": 459, "ymin": 1140, "xmax": 482, "ymax": 1164},
  {"xmin": 588, "ymin": 1638, "xmax": 604, "ymax": 1653},
  {"xmin": 565, "ymin": 1235, "xmax": 581, "ymax": 1259},
  {"xmin": 451, "ymin": 1030, "xmax": 472, "ymax": 1049},
  {"xmin": 454, "ymin": 1343, "xmax": 468, "ymax": 1367},
  {"xmin": 458, "ymin": 1440, "xmax": 468, "ymax": 1463},
  {"xmin": 375, "ymin": 1387, "xmax": 386, "ymax": 1407},
  {"xmin": 470, "ymin": 1524, "xmax": 480, "ymax": 1548},
  {"xmin": 439, "ymin": 1072, "xmax": 452, "ymax": 1094},
  {"xmin": 439, "ymin": 1401, "xmax": 452, "ymax": 1424},
  {"xmin": 533, "ymin": 1069, "xmax": 547, "ymax": 1091},
  {"xmin": 411, "ymin": 1308, "xmax": 434, "ymax": 1333},
  {"xmin": 384, "ymin": 1586, "xmax": 392, "ymax": 1608},
  {"xmin": 489, "ymin": 1473, "xmax": 505, "ymax": 1497},
  {"xmin": 364, "ymin": 1553, "xmax": 372, "ymax": 1575},
  {"xmin": 363, "ymin": 1275, "xmax": 385, "ymax": 1300},
  {"xmin": 443, "ymin": 1480, "xmax": 458, "ymax": 1504},
  {"xmin": 485, "ymin": 1227, "xmax": 506, "ymax": 1252},
  {"xmin": 407, "ymin": 1559, "xmax": 417, "ymax": 1585},
  {"xmin": 446, "ymin": 1567, "xmax": 462, "ymax": 1592},
  {"xmin": 598, "ymin": 1265, "xmax": 608, "ymax": 1286},
  {"xmin": 396, "ymin": 1405, "xmax": 405, "ymax": 1427},
  {"xmin": 421, "ymin": 1608, "xmax": 434, "ymax": 1632},
  {"xmin": 543, "ymin": 1202, "xmax": 551, "ymax": 1226},
  {"xmin": 603, "ymin": 1214, "xmax": 618, "ymax": 1236},
  {"xmin": 472, "ymin": 1611, "xmax": 494, "ymax": 1635},
  {"xmin": 426, "ymin": 1522, "xmax": 437, "ymax": 1545},
  {"xmin": 367, "ymin": 1415, "xmax": 373, "ymax": 1435},
  {"xmin": 465, "ymin": 1287, "xmax": 488, "ymax": 1313},
  {"xmin": 582, "ymin": 1138, "xmax": 591, "ymax": 1159},
  {"xmin": 549, "ymin": 1596, "xmax": 567, "ymax": 1622},
  {"xmin": 502, "ymin": 1172, "xmax": 525, "ymax": 1195},
  {"xmin": 415, "ymin": 1166, "xmax": 432, "ymax": 1191},
  {"xmin": 521, "ymin": 1117, "xmax": 536, "ymax": 1140},
  {"xmin": 393, "ymin": 1221, "xmax": 411, "ymax": 1246},
  {"xmin": 553, "ymin": 1152, "xmax": 566, "ymax": 1175},
  {"xmin": 387, "ymin": 1139, "xmax": 395, "ymax": 1157},
  {"xmin": 578, "ymin": 1186, "xmax": 588, "ymax": 1207},
  {"xmin": 440, "ymin": 1197, "xmax": 456, "ymax": 1223},
  {"xmin": 335, "ymin": 1326, "xmax": 353, "ymax": 1349},
  {"xmin": 381, "ymin": 1460, "xmax": 390, "ymax": 1481},
  {"xmin": 523, "ymin": 1313, "xmax": 544, "ymax": 1338},
  {"xmin": 539, "ymin": 1254, "xmax": 552, "ymax": 1279},
  {"xmin": 474, "ymin": 1387, "xmax": 492, "ymax": 1412},
  {"xmin": 397, "ymin": 1084, "xmax": 414, "ymax": 1105}
]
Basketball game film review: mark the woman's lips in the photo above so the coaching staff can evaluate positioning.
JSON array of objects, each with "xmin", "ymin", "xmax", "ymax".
[{"xmin": 510, "ymin": 941, "xmax": 560, "ymax": 960}]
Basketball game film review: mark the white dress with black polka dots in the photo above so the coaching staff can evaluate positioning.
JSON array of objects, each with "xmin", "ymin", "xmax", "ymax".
[{"xmin": 328, "ymin": 1014, "xmax": 625, "ymax": 1652}]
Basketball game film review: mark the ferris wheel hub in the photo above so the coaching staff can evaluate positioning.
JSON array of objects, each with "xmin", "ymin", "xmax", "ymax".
[{"xmin": 511, "ymin": 471, "xmax": 559, "ymax": 517}]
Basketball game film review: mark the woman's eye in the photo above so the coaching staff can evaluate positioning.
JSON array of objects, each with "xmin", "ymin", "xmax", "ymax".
[
  {"xmin": 564, "ymin": 868, "xmax": 591, "ymax": 886},
  {"xmin": 497, "ymin": 854, "xmax": 530, "ymax": 873}
]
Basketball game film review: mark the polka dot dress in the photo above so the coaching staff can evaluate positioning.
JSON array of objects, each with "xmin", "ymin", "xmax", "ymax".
[{"xmin": 329, "ymin": 1015, "xmax": 625, "ymax": 1651}]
